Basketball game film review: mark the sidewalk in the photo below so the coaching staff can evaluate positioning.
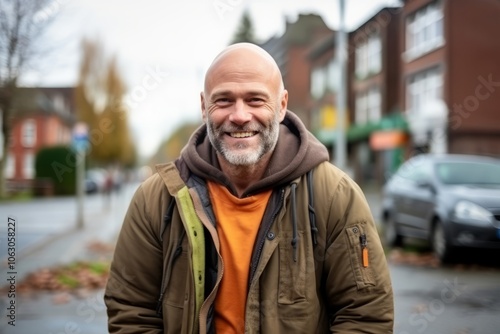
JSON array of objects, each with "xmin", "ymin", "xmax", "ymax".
[{"xmin": 0, "ymin": 183, "xmax": 139, "ymax": 334}]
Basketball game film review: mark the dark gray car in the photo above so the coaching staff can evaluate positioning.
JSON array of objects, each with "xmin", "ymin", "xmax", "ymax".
[{"xmin": 382, "ymin": 153, "xmax": 500, "ymax": 262}]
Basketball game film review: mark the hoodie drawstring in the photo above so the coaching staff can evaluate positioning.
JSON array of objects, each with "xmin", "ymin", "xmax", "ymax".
[
  {"xmin": 290, "ymin": 170, "xmax": 317, "ymax": 263},
  {"xmin": 290, "ymin": 182, "xmax": 298, "ymax": 262},
  {"xmin": 307, "ymin": 170, "xmax": 318, "ymax": 246}
]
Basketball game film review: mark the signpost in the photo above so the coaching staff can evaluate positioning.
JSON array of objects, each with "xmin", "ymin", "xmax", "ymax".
[
  {"xmin": 72, "ymin": 122, "xmax": 89, "ymax": 229},
  {"xmin": 335, "ymin": 0, "xmax": 347, "ymax": 171}
]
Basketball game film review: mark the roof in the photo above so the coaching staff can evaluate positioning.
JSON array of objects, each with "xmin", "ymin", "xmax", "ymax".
[
  {"xmin": 11, "ymin": 87, "xmax": 76, "ymax": 125},
  {"xmin": 282, "ymin": 13, "xmax": 332, "ymax": 45},
  {"xmin": 350, "ymin": 6, "xmax": 402, "ymax": 34},
  {"xmin": 307, "ymin": 31, "xmax": 336, "ymax": 61}
]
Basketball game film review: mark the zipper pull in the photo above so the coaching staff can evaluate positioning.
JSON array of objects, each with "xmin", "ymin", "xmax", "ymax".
[{"xmin": 360, "ymin": 234, "xmax": 369, "ymax": 268}]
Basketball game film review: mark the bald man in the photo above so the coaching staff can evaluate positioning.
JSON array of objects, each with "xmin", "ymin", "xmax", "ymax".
[{"xmin": 105, "ymin": 43, "xmax": 394, "ymax": 333}]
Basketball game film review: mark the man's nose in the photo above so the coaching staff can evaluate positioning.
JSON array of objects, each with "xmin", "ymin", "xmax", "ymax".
[{"xmin": 228, "ymin": 99, "xmax": 252, "ymax": 124}]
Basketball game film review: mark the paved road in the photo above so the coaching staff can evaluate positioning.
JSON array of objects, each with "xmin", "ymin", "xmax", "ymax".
[
  {"xmin": 391, "ymin": 257, "xmax": 500, "ymax": 334},
  {"xmin": 0, "ymin": 185, "xmax": 136, "ymax": 260}
]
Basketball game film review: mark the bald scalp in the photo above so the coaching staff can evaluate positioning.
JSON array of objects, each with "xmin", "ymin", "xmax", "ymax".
[{"xmin": 204, "ymin": 43, "xmax": 284, "ymax": 95}]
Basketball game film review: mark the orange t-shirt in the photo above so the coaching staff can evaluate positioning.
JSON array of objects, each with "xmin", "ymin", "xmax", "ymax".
[{"xmin": 207, "ymin": 181, "xmax": 272, "ymax": 334}]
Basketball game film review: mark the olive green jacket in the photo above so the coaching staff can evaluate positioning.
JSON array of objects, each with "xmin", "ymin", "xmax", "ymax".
[{"xmin": 104, "ymin": 112, "xmax": 394, "ymax": 333}]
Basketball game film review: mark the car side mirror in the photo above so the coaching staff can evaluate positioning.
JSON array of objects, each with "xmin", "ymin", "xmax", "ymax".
[{"xmin": 417, "ymin": 180, "xmax": 436, "ymax": 193}]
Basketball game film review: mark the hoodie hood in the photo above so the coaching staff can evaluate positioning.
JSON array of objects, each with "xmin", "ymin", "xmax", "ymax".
[{"xmin": 179, "ymin": 111, "xmax": 330, "ymax": 196}]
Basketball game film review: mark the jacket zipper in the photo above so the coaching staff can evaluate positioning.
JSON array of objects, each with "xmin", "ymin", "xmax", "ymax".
[
  {"xmin": 249, "ymin": 188, "xmax": 285, "ymax": 284},
  {"xmin": 360, "ymin": 233, "xmax": 369, "ymax": 268}
]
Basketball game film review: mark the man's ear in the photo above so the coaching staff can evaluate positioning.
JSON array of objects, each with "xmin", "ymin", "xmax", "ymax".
[
  {"xmin": 279, "ymin": 89, "xmax": 288, "ymax": 121},
  {"xmin": 200, "ymin": 92, "xmax": 207, "ymax": 122}
]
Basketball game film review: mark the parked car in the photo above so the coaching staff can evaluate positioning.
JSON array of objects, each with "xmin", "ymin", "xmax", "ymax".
[
  {"xmin": 85, "ymin": 177, "xmax": 99, "ymax": 194},
  {"xmin": 85, "ymin": 169, "xmax": 108, "ymax": 194},
  {"xmin": 382, "ymin": 154, "xmax": 500, "ymax": 262}
]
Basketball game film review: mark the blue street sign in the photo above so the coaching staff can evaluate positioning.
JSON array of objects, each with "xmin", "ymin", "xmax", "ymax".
[{"xmin": 72, "ymin": 122, "xmax": 89, "ymax": 152}]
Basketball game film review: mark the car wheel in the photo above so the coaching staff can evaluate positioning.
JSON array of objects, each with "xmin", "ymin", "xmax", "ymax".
[
  {"xmin": 384, "ymin": 213, "xmax": 403, "ymax": 248},
  {"xmin": 432, "ymin": 221, "xmax": 453, "ymax": 263}
]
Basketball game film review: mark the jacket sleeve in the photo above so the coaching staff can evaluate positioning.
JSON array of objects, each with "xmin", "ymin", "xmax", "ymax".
[
  {"xmin": 322, "ymin": 174, "xmax": 394, "ymax": 333},
  {"xmin": 104, "ymin": 182, "xmax": 164, "ymax": 333}
]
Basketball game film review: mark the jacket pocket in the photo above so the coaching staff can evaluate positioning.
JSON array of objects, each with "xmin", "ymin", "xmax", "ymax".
[
  {"xmin": 345, "ymin": 222, "xmax": 376, "ymax": 290},
  {"xmin": 278, "ymin": 231, "xmax": 308, "ymax": 304}
]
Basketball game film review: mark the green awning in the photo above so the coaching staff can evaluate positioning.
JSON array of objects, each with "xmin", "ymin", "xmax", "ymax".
[{"xmin": 315, "ymin": 112, "xmax": 409, "ymax": 145}]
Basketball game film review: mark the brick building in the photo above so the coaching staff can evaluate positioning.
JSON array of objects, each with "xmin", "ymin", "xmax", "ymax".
[
  {"xmin": 5, "ymin": 87, "xmax": 76, "ymax": 191},
  {"xmin": 308, "ymin": 7, "xmax": 405, "ymax": 186},
  {"xmin": 306, "ymin": 0, "xmax": 500, "ymax": 187},
  {"xmin": 260, "ymin": 13, "xmax": 334, "ymax": 129},
  {"xmin": 348, "ymin": 7, "xmax": 405, "ymax": 185},
  {"xmin": 401, "ymin": 0, "xmax": 500, "ymax": 157}
]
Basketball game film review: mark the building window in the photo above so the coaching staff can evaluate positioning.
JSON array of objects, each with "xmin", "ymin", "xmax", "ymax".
[
  {"xmin": 53, "ymin": 94, "xmax": 65, "ymax": 113},
  {"xmin": 6, "ymin": 154, "xmax": 15, "ymax": 179},
  {"xmin": 406, "ymin": 67, "xmax": 443, "ymax": 117},
  {"xmin": 21, "ymin": 119, "xmax": 37, "ymax": 147},
  {"xmin": 326, "ymin": 58, "xmax": 340, "ymax": 93},
  {"xmin": 23, "ymin": 152, "xmax": 34, "ymax": 179},
  {"xmin": 355, "ymin": 34, "xmax": 382, "ymax": 79},
  {"xmin": 405, "ymin": 1, "xmax": 444, "ymax": 61},
  {"xmin": 311, "ymin": 67, "xmax": 326, "ymax": 99},
  {"xmin": 355, "ymin": 87, "xmax": 381, "ymax": 124},
  {"xmin": 311, "ymin": 57, "xmax": 341, "ymax": 100}
]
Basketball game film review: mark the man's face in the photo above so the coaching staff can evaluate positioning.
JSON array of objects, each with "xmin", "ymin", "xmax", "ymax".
[
  {"xmin": 205, "ymin": 99, "xmax": 282, "ymax": 166},
  {"xmin": 201, "ymin": 50, "xmax": 288, "ymax": 167}
]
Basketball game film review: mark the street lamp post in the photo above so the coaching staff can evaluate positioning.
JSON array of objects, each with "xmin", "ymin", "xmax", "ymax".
[{"xmin": 335, "ymin": 0, "xmax": 347, "ymax": 170}]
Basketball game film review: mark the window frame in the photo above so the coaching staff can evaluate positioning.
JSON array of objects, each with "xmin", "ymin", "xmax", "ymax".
[
  {"xmin": 404, "ymin": 0, "xmax": 445, "ymax": 61},
  {"xmin": 21, "ymin": 119, "xmax": 37, "ymax": 148}
]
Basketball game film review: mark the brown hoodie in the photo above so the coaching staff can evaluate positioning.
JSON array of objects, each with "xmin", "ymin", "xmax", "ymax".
[{"xmin": 180, "ymin": 111, "xmax": 330, "ymax": 196}]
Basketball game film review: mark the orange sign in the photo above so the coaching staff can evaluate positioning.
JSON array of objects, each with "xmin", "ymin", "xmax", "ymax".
[{"xmin": 370, "ymin": 130, "xmax": 408, "ymax": 150}]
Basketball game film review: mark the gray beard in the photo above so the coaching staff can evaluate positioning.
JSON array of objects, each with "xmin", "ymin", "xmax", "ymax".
[{"xmin": 206, "ymin": 114, "xmax": 280, "ymax": 166}]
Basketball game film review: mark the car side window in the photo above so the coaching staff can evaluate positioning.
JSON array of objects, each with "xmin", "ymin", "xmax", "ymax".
[{"xmin": 395, "ymin": 158, "xmax": 431, "ymax": 185}]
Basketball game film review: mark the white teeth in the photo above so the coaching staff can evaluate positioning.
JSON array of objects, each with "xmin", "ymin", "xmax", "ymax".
[{"xmin": 230, "ymin": 132, "xmax": 255, "ymax": 138}]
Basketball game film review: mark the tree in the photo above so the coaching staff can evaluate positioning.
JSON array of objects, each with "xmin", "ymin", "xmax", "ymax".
[
  {"xmin": 76, "ymin": 38, "xmax": 136, "ymax": 168},
  {"xmin": 148, "ymin": 121, "xmax": 201, "ymax": 167},
  {"xmin": 230, "ymin": 10, "xmax": 257, "ymax": 44},
  {"xmin": 0, "ymin": 0, "xmax": 54, "ymax": 197}
]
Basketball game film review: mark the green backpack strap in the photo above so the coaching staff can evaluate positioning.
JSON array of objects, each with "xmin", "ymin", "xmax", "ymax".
[{"xmin": 156, "ymin": 163, "xmax": 205, "ymax": 327}]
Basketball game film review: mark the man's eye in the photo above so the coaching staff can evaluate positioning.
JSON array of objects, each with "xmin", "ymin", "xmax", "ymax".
[
  {"xmin": 215, "ymin": 98, "xmax": 231, "ymax": 106},
  {"xmin": 248, "ymin": 98, "xmax": 264, "ymax": 105}
]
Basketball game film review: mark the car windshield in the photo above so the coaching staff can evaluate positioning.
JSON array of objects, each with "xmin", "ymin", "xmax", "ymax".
[{"xmin": 436, "ymin": 161, "xmax": 500, "ymax": 185}]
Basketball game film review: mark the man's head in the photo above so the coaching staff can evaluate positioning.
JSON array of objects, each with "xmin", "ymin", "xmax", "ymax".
[{"xmin": 201, "ymin": 43, "xmax": 288, "ymax": 167}]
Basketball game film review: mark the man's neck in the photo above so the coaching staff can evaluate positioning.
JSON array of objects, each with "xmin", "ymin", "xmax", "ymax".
[{"xmin": 218, "ymin": 154, "xmax": 271, "ymax": 197}]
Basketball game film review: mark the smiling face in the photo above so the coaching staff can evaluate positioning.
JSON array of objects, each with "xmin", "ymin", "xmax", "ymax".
[{"xmin": 201, "ymin": 43, "xmax": 288, "ymax": 167}]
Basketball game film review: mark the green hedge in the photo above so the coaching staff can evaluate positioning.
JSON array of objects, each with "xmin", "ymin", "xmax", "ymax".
[{"xmin": 35, "ymin": 146, "xmax": 78, "ymax": 196}]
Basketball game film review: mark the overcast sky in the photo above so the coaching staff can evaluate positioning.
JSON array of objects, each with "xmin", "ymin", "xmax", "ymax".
[{"xmin": 22, "ymin": 0, "xmax": 399, "ymax": 160}]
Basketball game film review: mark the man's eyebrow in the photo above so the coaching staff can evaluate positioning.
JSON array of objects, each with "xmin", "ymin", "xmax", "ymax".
[
  {"xmin": 211, "ymin": 90, "xmax": 271, "ymax": 99},
  {"xmin": 246, "ymin": 90, "xmax": 271, "ymax": 98},
  {"xmin": 211, "ymin": 90, "xmax": 232, "ymax": 99}
]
